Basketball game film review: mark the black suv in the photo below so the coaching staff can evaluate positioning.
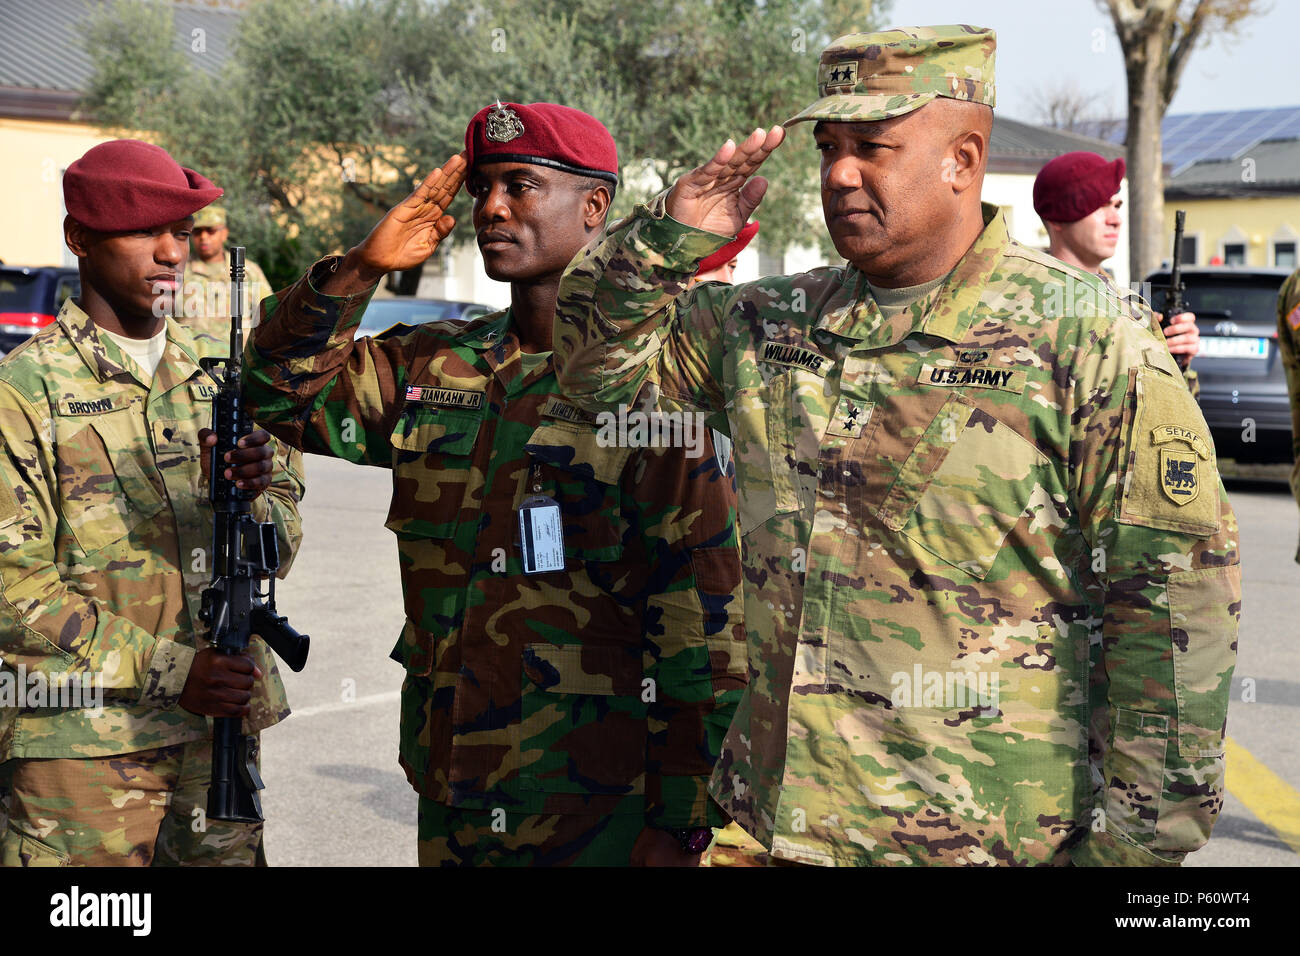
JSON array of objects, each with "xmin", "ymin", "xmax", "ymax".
[
  {"xmin": 1146, "ymin": 266, "xmax": 1293, "ymax": 463},
  {"xmin": 0, "ymin": 266, "xmax": 80, "ymax": 356}
]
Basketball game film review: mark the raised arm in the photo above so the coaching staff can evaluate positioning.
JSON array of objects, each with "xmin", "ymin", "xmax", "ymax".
[
  {"xmin": 554, "ymin": 128, "xmax": 783, "ymax": 420},
  {"xmin": 243, "ymin": 155, "xmax": 468, "ymax": 461}
]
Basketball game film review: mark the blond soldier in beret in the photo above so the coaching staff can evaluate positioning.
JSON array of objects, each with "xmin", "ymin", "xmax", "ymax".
[
  {"xmin": 182, "ymin": 205, "xmax": 272, "ymax": 329},
  {"xmin": 1034, "ymin": 151, "xmax": 1200, "ymax": 388},
  {"xmin": 555, "ymin": 25, "xmax": 1240, "ymax": 866},
  {"xmin": 0, "ymin": 139, "xmax": 304, "ymax": 866}
]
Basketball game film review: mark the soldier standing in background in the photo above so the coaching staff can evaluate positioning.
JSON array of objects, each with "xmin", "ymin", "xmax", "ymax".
[
  {"xmin": 242, "ymin": 103, "xmax": 745, "ymax": 866},
  {"xmin": 184, "ymin": 205, "xmax": 271, "ymax": 327},
  {"xmin": 1034, "ymin": 151, "xmax": 1200, "ymax": 390},
  {"xmin": 0, "ymin": 140, "xmax": 304, "ymax": 866},
  {"xmin": 1278, "ymin": 267, "xmax": 1300, "ymax": 564},
  {"xmin": 555, "ymin": 26, "xmax": 1240, "ymax": 866}
]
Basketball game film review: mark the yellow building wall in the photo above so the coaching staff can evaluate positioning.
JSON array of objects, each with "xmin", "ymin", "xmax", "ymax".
[
  {"xmin": 0, "ymin": 118, "xmax": 116, "ymax": 267},
  {"xmin": 1164, "ymin": 196, "xmax": 1300, "ymax": 268}
]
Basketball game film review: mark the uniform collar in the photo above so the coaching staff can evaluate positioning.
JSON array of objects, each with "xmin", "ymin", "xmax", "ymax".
[
  {"xmin": 454, "ymin": 308, "xmax": 511, "ymax": 349},
  {"xmin": 814, "ymin": 202, "xmax": 1008, "ymax": 347},
  {"xmin": 453, "ymin": 307, "xmax": 556, "ymax": 394},
  {"xmin": 57, "ymin": 298, "xmax": 205, "ymax": 388}
]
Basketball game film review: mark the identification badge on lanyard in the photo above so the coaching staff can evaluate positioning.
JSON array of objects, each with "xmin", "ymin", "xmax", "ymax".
[{"xmin": 519, "ymin": 466, "xmax": 564, "ymax": 574}]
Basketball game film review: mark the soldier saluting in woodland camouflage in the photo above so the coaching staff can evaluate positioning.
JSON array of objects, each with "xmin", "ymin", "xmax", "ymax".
[
  {"xmin": 554, "ymin": 25, "xmax": 1241, "ymax": 866},
  {"xmin": 242, "ymin": 103, "xmax": 745, "ymax": 866}
]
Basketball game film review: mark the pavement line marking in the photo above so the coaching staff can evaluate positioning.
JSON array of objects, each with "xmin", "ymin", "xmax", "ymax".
[
  {"xmin": 291, "ymin": 690, "xmax": 401, "ymax": 719},
  {"xmin": 1225, "ymin": 735, "xmax": 1300, "ymax": 856}
]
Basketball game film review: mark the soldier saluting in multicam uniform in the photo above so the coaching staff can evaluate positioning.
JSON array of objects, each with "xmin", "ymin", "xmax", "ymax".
[
  {"xmin": 554, "ymin": 26, "xmax": 1241, "ymax": 866},
  {"xmin": 0, "ymin": 140, "xmax": 304, "ymax": 866},
  {"xmin": 242, "ymin": 103, "xmax": 745, "ymax": 866}
]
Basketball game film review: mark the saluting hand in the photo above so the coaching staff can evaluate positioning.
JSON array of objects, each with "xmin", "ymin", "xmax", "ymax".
[
  {"xmin": 327, "ymin": 152, "xmax": 468, "ymax": 295},
  {"xmin": 666, "ymin": 126, "xmax": 784, "ymax": 237}
]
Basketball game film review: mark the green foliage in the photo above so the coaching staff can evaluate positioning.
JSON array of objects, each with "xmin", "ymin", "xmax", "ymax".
[
  {"xmin": 81, "ymin": 0, "xmax": 891, "ymax": 284},
  {"xmin": 81, "ymin": 0, "xmax": 188, "ymax": 125}
]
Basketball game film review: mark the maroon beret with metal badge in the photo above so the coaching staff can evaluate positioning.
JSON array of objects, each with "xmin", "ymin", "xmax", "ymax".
[
  {"xmin": 1032, "ymin": 151, "xmax": 1126, "ymax": 223},
  {"xmin": 464, "ymin": 102, "xmax": 619, "ymax": 184},
  {"xmin": 63, "ymin": 139, "xmax": 223, "ymax": 233},
  {"xmin": 696, "ymin": 221, "xmax": 760, "ymax": 275}
]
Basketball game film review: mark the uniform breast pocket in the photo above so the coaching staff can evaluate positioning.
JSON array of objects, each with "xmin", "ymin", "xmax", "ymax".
[
  {"xmin": 878, "ymin": 395, "xmax": 1051, "ymax": 580},
  {"xmin": 384, "ymin": 405, "xmax": 484, "ymax": 539},
  {"xmin": 522, "ymin": 421, "xmax": 631, "ymax": 564},
  {"xmin": 56, "ymin": 410, "xmax": 166, "ymax": 555}
]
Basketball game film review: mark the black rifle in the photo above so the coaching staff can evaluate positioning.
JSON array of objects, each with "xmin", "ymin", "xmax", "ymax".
[
  {"xmin": 1162, "ymin": 209, "xmax": 1193, "ymax": 371},
  {"xmin": 199, "ymin": 246, "xmax": 309, "ymax": 824}
]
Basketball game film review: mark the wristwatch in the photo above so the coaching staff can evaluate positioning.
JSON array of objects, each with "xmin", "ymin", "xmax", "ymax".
[{"xmin": 662, "ymin": 826, "xmax": 713, "ymax": 854}]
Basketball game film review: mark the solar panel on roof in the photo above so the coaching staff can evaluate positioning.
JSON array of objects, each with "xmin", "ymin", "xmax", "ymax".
[{"xmin": 1160, "ymin": 106, "xmax": 1300, "ymax": 173}]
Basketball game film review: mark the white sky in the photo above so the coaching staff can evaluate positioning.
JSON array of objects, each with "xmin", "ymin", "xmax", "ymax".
[{"xmin": 884, "ymin": 0, "xmax": 1292, "ymax": 123}]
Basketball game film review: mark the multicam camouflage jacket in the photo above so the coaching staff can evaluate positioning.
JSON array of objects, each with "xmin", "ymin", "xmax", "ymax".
[
  {"xmin": 1277, "ymin": 268, "xmax": 1300, "ymax": 563},
  {"xmin": 0, "ymin": 300, "xmax": 304, "ymax": 763},
  {"xmin": 242, "ymin": 260, "xmax": 746, "ymax": 828},
  {"xmin": 554, "ymin": 197, "xmax": 1241, "ymax": 866}
]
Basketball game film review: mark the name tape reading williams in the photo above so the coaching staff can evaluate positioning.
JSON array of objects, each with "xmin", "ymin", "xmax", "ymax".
[{"xmin": 760, "ymin": 340, "xmax": 827, "ymax": 374}]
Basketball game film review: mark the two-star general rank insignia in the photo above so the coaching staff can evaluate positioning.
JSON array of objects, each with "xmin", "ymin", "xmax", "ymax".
[
  {"xmin": 821, "ymin": 60, "xmax": 858, "ymax": 91},
  {"xmin": 829, "ymin": 397, "xmax": 870, "ymax": 439},
  {"xmin": 485, "ymin": 103, "xmax": 525, "ymax": 143},
  {"xmin": 1152, "ymin": 423, "xmax": 1212, "ymax": 505}
]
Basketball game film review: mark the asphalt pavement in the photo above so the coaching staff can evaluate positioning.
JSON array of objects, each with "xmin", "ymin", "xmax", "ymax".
[{"xmin": 261, "ymin": 454, "xmax": 1300, "ymax": 867}]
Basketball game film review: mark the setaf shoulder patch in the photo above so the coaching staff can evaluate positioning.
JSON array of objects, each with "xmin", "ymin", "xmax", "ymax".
[
  {"xmin": 1118, "ymin": 365, "xmax": 1220, "ymax": 535},
  {"xmin": 1153, "ymin": 423, "xmax": 1211, "ymax": 505}
]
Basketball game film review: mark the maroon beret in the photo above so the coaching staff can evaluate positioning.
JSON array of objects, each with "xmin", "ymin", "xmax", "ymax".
[
  {"xmin": 697, "ymin": 221, "xmax": 760, "ymax": 275},
  {"xmin": 1033, "ymin": 151, "xmax": 1125, "ymax": 223},
  {"xmin": 63, "ymin": 139, "xmax": 223, "ymax": 232},
  {"xmin": 464, "ymin": 102, "xmax": 618, "ymax": 184}
]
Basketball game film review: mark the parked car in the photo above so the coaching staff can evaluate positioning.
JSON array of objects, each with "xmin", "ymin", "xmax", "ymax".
[
  {"xmin": 0, "ymin": 266, "xmax": 79, "ymax": 355},
  {"xmin": 1145, "ymin": 266, "xmax": 1293, "ymax": 463},
  {"xmin": 353, "ymin": 297, "xmax": 494, "ymax": 339}
]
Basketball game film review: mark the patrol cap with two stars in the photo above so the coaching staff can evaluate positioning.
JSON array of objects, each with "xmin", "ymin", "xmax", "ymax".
[
  {"xmin": 785, "ymin": 24, "xmax": 996, "ymax": 126},
  {"xmin": 63, "ymin": 138, "xmax": 223, "ymax": 232}
]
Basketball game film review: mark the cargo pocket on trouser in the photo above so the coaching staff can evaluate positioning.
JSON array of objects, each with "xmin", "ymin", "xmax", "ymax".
[
  {"xmin": 519, "ymin": 643, "xmax": 646, "ymax": 796},
  {"xmin": 1, "ymin": 824, "xmax": 70, "ymax": 867}
]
